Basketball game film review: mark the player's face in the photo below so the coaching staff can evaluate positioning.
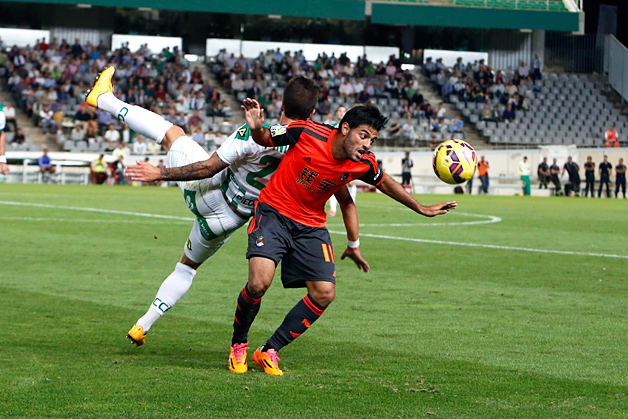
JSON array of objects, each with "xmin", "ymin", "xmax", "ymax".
[{"xmin": 344, "ymin": 124, "xmax": 378, "ymax": 162}]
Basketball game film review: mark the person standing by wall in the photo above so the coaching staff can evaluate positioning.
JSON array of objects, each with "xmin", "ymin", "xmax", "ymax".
[
  {"xmin": 615, "ymin": 158, "xmax": 626, "ymax": 199},
  {"xmin": 583, "ymin": 156, "xmax": 595, "ymax": 198},
  {"xmin": 401, "ymin": 151, "xmax": 413, "ymax": 186},
  {"xmin": 549, "ymin": 158, "xmax": 562, "ymax": 196},
  {"xmin": 537, "ymin": 157, "xmax": 549, "ymax": 189},
  {"xmin": 598, "ymin": 155, "xmax": 613, "ymax": 198},
  {"xmin": 561, "ymin": 156, "xmax": 581, "ymax": 197},
  {"xmin": 478, "ymin": 155, "xmax": 489, "ymax": 194},
  {"xmin": 519, "ymin": 156, "xmax": 531, "ymax": 196}
]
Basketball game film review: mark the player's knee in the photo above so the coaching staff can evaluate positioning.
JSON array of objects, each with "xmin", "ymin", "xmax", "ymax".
[
  {"xmin": 309, "ymin": 287, "xmax": 335, "ymax": 308},
  {"xmin": 246, "ymin": 280, "xmax": 269, "ymax": 299}
]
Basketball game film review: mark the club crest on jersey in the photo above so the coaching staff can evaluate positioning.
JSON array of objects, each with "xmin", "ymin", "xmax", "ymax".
[
  {"xmin": 340, "ymin": 172, "xmax": 350, "ymax": 182},
  {"xmin": 303, "ymin": 157, "xmax": 312, "ymax": 164},
  {"xmin": 270, "ymin": 125, "xmax": 287, "ymax": 137},
  {"xmin": 256, "ymin": 236, "xmax": 264, "ymax": 247}
]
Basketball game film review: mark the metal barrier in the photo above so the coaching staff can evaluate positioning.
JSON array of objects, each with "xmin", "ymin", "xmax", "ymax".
[{"xmin": 545, "ymin": 32, "xmax": 606, "ymax": 74}]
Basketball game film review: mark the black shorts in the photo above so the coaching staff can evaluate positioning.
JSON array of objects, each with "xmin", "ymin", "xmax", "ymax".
[{"xmin": 246, "ymin": 202, "xmax": 336, "ymax": 288}]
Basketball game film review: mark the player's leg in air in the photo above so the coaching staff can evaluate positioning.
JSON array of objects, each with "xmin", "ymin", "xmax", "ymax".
[
  {"xmin": 85, "ymin": 66, "xmax": 181, "ymax": 153},
  {"xmin": 86, "ymin": 67, "xmax": 249, "ymax": 347}
]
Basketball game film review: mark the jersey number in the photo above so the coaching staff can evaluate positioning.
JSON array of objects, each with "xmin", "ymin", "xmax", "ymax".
[{"xmin": 246, "ymin": 156, "xmax": 282, "ymax": 191}]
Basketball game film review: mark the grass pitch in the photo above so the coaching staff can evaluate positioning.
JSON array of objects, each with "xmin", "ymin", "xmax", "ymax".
[{"xmin": 1, "ymin": 183, "xmax": 627, "ymax": 418}]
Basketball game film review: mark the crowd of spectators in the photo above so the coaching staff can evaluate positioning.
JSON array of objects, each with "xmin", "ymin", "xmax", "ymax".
[
  {"xmin": 0, "ymin": 37, "xmax": 227, "ymax": 155},
  {"xmin": 212, "ymin": 47, "xmax": 453, "ymax": 144},
  {"xmin": 426, "ymin": 56, "xmax": 544, "ymax": 125}
]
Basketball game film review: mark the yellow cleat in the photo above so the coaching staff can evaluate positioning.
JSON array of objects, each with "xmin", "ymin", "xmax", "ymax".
[
  {"xmin": 126, "ymin": 325, "xmax": 146, "ymax": 346},
  {"xmin": 85, "ymin": 66, "xmax": 115, "ymax": 108},
  {"xmin": 229, "ymin": 343, "xmax": 248, "ymax": 373},
  {"xmin": 252, "ymin": 347, "xmax": 283, "ymax": 375}
]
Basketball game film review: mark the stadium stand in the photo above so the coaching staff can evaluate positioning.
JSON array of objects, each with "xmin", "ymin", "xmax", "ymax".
[
  {"xmin": 451, "ymin": 0, "xmax": 567, "ymax": 10},
  {"xmin": 1, "ymin": 39, "xmax": 228, "ymax": 155}
]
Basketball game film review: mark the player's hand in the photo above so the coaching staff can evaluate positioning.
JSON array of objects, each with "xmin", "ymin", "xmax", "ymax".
[
  {"xmin": 241, "ymin": 98, "xmax": 264, "ymax": 131},
  {"xmin": 0, "ymin": 162, "xmax": 8, "ymax": 175},
  {"xmin": 420, "ymin": 201, "xmax": 457, "ymax": 217},
  {"xmin": 341, "ymin": 246, "xmax": 370, "ymax": 272},
  {"xmin": 125, "ymin": 160, "xmax": 161, "ymax": 182}
]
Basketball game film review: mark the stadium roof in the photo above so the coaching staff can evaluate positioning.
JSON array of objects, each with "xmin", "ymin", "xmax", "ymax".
[{"xmin": 3, "ymin": 0, "xmax": 581, "ymax": 31}]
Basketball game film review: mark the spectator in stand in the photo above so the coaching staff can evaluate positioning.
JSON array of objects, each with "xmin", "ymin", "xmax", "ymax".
[
  {"xmin": 429, "ymin": 135, "xmax": 439, "ymax": 148},
  {"xmin": 3, "ymin": 102, "xmax": 17, "ymax": 132},
  {"xmin": 583, "ymin": 156, "xmax": 595, "ymax": 197},
  {"xmin": 491, "ymin": 105, "xmax": 502, "ymax": 123},
  {"xmin": 191, "ymin": 126, "xmax": 205, "ymax": 147},
  {"xmin": 615, "ymin": 158, "xmax": 626, "ymax": 198},
  {"xmin": 188, "ymin": 110, "xmax": 204, "ymax": 129},
  {"xmin": 502, "ymin": 104, "xmax": 516, "ymax": 123},
  {"xmin": 71, "ymin": 123, "xmax": 85, "ymax": 142},
  {"xmin": 388, "ymin": 119, "xmax": 401, "ymax": 141},
  {"xmin": 104, "ymin": 141, "xmax": 116, "ymax": 152},
  {"xmin": 317, "ymin": 98, "xmax": 331, "ymax": 116},
  {"xmin": 436, "ymin": 103, "xmax": 446, "ymax": 120},
  {"xmin": 39, "ymin": 104, "xmax": 55, "ymax": 134},
  {"xmin": 517, "ymin": 61, "xmax": 529, "ymax": 79},
  {"xmin": 448, "ymin": 116, "xmax": 464, "ymax": 136},
  {"xmin": 104, "ymin": 124, "xmax": 120, "ymax": 144},
  {"xmin": 132, "ymin": 136, "xmax": 148, "ymax": 155},
  {"xmin": 323, "ymin": 113, "xmax": 335, "ymax": 126},
  {"xmin": 205, "ymin": 128, "xmax": 217, "ymax": 150},
  {"xmin": 532, "ymin": 54, "xmax": 543, "ymax": 81},
  {"xmin": 357, "ymin": 87, "xmax": 371, "ymax": 104},
  {"xmin": 598, "ymin": 155, "xmax": 613, "ymax": 198},
  {"xmin": 12, "ymin": 128, "xmax": 26, "ymax": 144},
  {"xmin": 338, "ymin": 79, "xmax": 354, "ymax": 97},
  {"xmin": 112, "ymin": 141, "xmax": 130, "ymax": 165},
  {"xmin": 561, "ymin": 156, "xmax": 581, "ymax": 197},
  {"xmin": 401, "ymin": 119, "xmax": 416, "ymax": 145},
  {"xmin": 480, "ymin": 104, "xmax": 492, "ymax": 121},
  {"xmin": 605, "ymin": 125, "xmax": 619, "ymax": 148},
  {"xmin": 549, "ymin": 158, "xmax": 563, "ymax": 196},
  {"xmin": 537, "ymin": 157, "xmax": 550, "ymax": 189},
  {"xmin": 38, "ymin": 149, "xmax": 55, "ymax": 181}
]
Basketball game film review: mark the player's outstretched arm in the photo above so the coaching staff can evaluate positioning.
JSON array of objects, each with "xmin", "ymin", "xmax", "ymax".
[
  {"xmin": 0, "ymin": 131, "xmax": 8, "ymax": 175},
  {"xmin": 125, "ymin": 152, "xmax": 229, "ymax": 182},
  {"xmin": 377, "ymin": 175, "xmax": 456, "ymax": 217},
  {"xmin": 241, "ymin": 98, "xmax": 272, "ymax": 147},
  {"xmin": 336, "ymin": 186, "xmax": 369, "ymax": 272}
]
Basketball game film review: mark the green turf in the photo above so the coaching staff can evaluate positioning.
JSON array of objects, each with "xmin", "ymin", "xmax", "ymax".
[{"xmin": 1, "ymin": 184, "xmax": 627, "ymax": 418}]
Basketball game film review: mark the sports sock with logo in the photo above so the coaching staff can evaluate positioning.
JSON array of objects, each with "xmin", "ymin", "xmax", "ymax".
[
  {"xmin": 232, "ymin": 285, "xmax": 262, "ymax": 345},
  {"xmin": 96, "ymin": 92, "xmax": 173, "ymax": 144},
  {"xmin": 136, "ymin": 262, "xmax": 196, "ymax": 332},
  {"xmin": 263, "ymin": 294, "xmax": 326, "ymax": 352}
]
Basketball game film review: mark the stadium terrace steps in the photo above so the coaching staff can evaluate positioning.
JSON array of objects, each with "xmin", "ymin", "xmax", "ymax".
[{"xmin": 203, "ymin": 64, "xmax": 245, "ymax": 129}]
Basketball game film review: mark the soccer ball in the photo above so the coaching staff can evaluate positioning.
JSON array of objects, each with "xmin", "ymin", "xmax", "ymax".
[{"xmin": 432, "ymin": 139, "xmax": 477, "ymax": 184}]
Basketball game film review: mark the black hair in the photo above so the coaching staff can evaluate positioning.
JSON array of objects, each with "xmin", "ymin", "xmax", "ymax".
[
  {"xmin": 339, "ymin": 104, "xmax": 388, "ymax": 132},
  {"xmin": 282, "ymin": 76, "xmax": 319, "ymax": 120}
]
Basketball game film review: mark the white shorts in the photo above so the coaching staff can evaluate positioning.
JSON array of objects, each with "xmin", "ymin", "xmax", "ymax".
[
  {"xmin": 166, "ymin": 136, "xmax": 248, "ymax": 264},
  {"xmin": 183, "ymin": 188, "xmax": 248, "ymax": 264},
  {"xmin": 167, "ymin": 136, "xmax": 224, "ymax": 194}
]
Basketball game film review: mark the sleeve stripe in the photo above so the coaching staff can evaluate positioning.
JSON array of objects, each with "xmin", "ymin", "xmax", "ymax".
[{"xmin": 304, "ymin": 128, "xmax": 329, "ymax": 142}]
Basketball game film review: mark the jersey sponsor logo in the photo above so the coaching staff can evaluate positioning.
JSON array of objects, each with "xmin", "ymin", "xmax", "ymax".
[
  {"xmin": 340, "ymin": 172, "xmax": 350, "ymax": 182},
  {"xmin": 256, "ymin": 236, "xmax": 264, "ymax": 247},
  {"xmin": 270, "ymin": 125, "xmax": 287, "ymax": 137}
]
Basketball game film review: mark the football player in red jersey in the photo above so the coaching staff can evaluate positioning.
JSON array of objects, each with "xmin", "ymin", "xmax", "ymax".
[{"xmin": 230, "ymin": 99, "xmax": 457, "ymax": 375}]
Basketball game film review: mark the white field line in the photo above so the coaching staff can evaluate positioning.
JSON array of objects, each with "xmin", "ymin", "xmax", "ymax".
[
  {"xmin": 327, "ymin": 231, "xmax": 628, "ymax": 260},
  {"xmin": 0, "ymin": 216, "xmax": 191, "ymax": 225},
  {"xmin": 2, "ymin": 200, "xmax": 626, "ymax": 260}
]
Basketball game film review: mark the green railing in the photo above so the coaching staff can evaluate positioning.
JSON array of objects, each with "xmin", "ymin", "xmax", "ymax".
[{"xmin": 452, "ymin": 0, "xmax": 567, "ymax": 11}]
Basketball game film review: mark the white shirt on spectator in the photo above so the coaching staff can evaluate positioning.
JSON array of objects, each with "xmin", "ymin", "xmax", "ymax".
[
  {"xmin": 105, "ymin": 129, "xmax": 120, "ymax": 144},
  {"xmin": 133, "ymin": 141, "xmax": 147, "ymax": 155}
]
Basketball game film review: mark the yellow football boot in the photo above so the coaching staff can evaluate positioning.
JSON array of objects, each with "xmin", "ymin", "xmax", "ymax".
[
  {"xmin": 228, "ymin": 343, "xmax": 248, "ymax": 373},
  {"xmin": 252, "ymin": 347, "xmax": 283, "ymax": 376},
  {"xmin": 126, "ymin": 325, "xmax": 146, "ymax": 346},
  {"xmin": 85, "ymin": 66, "xmax": 115, "ymax": 108}
]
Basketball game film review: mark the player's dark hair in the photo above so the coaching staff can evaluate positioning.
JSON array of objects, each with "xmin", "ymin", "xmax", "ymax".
[
  {"xmin": 339, "ymin": 104, "xmax": 389, "ymax": 132},
  {"xmin": 283, "ymin": 76, "xmax": 319, "ymax": 120}
]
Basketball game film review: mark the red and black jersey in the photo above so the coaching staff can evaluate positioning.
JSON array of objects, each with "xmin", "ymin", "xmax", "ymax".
[{"xmin": 259, "ymin": 119, "xmax": 385, "ymax": 227}]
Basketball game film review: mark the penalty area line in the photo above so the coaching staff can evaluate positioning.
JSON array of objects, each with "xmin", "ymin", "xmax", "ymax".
[{"xmin": 328, "ymin": 230, "xmax": 628, "ymax": 260}]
